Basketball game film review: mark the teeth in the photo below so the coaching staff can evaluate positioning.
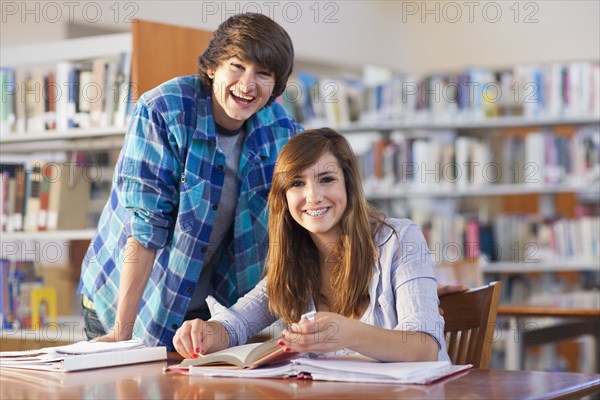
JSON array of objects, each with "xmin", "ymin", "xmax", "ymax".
[
  {"xmin": 306, "ymin": 208, "xmax": 328, "ymax": 216},
  {"xmin": 231, "ymin": 90, "xmax": 254, "ymax": 101}
]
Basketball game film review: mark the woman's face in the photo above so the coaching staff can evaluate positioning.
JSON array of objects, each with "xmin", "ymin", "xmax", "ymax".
[
  {"xmin": 208, "ymin": 57, "xmax": 275, "ymax": 130},
  {"xmin": 285, "ymin": 152, "xmax": 347, "ymax": 248}
]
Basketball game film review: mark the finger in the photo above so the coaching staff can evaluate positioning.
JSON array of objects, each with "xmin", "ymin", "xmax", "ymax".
[
  {"xmin": 278, "ymin": 336, "xmax": 304, "ymax": 353},
  {"xmin": 190, "ymin": 320, "xmax": 206, "ymax": 356},
  {"xmin": 283, "ymin": 335, "xmax": 320, "ymax": 354},
  {"xmin": 301, "ymin": 319, "xmax": 320, "ymax": 334},
  {"xmin": 287, "ymin": 320, "xmax": 311, "ymax": 334},
  {"xmin": 172, "ymin": 328, "xmax": 187, "ymax": 358},
  {"xmin": 177, "ymin": 322, "xmax": 196, "ymax": 358}
]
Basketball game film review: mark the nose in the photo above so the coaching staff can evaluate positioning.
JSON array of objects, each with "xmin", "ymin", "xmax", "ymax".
[
  {"xmin": 305, "ymin": 182, "xmax": 323, "ymax": 204},
  {"xmin": 238, "ymin": 70, "xmax": 257, "ymax": 92}
]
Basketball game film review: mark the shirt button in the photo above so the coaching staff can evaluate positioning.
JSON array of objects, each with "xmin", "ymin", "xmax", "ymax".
[
  {"xmin": 172, "ymin": 323, "xmax": 178, "ymax": 330},
  {"xmin": 187, "ymin": 287, "xmax": 193, "ymax": 293},
  {"xmin": 217, "ymin": 165, "xmax": 224, "ymax": 171},
  {"xmin": 181, "ymin": 175, "xmax": 186, "ymax": 183},
  {"xmin": 201, "ymin": 247, "xmax": 207, "ymax": 253},
  {"xmin": 212, "ymin": 204, "xmax": 218, "ymax": 211}
]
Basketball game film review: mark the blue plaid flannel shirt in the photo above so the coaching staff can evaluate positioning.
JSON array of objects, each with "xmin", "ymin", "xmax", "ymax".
[{"xmin": 78, "ymin": 75, "xmax": 302, "ymax": 349}]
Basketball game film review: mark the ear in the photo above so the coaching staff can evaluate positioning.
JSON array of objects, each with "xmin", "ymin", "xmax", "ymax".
[{"xmin": 207, "ymin": 69, "xmax": 215, "ymax": 79}]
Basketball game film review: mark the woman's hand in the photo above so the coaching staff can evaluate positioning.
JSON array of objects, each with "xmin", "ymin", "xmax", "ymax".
[
  {"xmin": 279, "ymin": 311, "xmax": 358, "ymax": 354},
  {"xmin": 172, "ymin": 319, "xmax": 228, "ymax": 359}
]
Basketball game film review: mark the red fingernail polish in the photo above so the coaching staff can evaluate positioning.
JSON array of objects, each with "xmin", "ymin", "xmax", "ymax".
[
  {"xmin": 284, "ymin": 348, "xmax": 291, "ymax": 353},
  {"xmin": 195, "ymin": 347, "xmax": 200, "ymax": 353},
  {"xmin": 193, "ymin": 354, "xmax": 199, "ymax": 359},
  {"xmin": 278, "ymin": 340, "xmax": 284, "ymax": 346}
]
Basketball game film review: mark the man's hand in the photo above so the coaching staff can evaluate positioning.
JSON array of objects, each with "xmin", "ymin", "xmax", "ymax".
[
  {"xmin": 437, "ymin": 283, "xmax": 469, "ymax": 297},
  {"xmin": 90, "ymin": 329, "xmax": 130, "ymax": 343},
  {"xmin": 437, "ymin": 283, "xmax": 469, "ymax": 315}
]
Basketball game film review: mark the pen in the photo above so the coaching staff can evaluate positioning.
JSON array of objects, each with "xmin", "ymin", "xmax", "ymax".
[{"xmin": 301, "ymin": 311, "xmax": 316, "ymax": 321}]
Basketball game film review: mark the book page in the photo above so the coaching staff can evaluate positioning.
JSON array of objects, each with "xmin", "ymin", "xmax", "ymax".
[
  {"xmin": 188, "ymin": 363, "xmax": 293, "ymax": 378},
  {"xmin": 292, "ymin": 359, "xmax": 452, "ymax": 380},
  {"xmin": 0, "ymin": 340, "xmax": 144, "ymax": 358},
  {"xmin": 179, "ymin": 342, "xmax": 264, "ymax": 368},
  {"xmin": 53, "ymin": 340, "xmax": 145, "ymax": 354}
]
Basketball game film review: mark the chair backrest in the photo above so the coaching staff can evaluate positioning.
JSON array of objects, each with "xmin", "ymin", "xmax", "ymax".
[{"xmin": 439, "ymin": 281, "xmax": 502, "ymax": 368}]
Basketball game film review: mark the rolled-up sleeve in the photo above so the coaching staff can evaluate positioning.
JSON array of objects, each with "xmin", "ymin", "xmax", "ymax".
[
  {"xmin": 390, "ymin": 223, "xmax": 445, "ymax": 351},
  {"xmin": 207, "ymin": 278, "xmax": 277, "ymax": 347},
  {"xmin": 116, "ymin": 100, "xmax": 180, "ymax": 249}
]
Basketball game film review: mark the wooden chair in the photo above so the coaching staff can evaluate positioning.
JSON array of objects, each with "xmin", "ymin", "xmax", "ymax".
[{"xmin": 439, "ymin": 281, "xmax": 502, "ymax": 368}]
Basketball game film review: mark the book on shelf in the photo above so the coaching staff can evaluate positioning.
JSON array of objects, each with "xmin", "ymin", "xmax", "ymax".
[
  {"xmin": 286, "ymin": 61, "xmax": 599, "ymax": 128},
  {"xmin": 1, "ymin": 52, "xmax": 132, "ymax": 137},
  {"xmin": 45, "ymin": 164, "xmax": 90, "ymax": 231},
  {"xmin": 172, "ymin": 337, "xmax": 299, "ymax": 370},
  {"xmin": 177, "ymin": 355, "xmax": 472, "ymax": 385},
  {"xmin": 0, "ymin": 163, "xmax": 26, "ymax": 232},
  {"xmin": 346, "ymin": 125, "xmax": 599, "ymax": 194},
  {"xmin": 419, "ymin": 212, "xmax": 600, "ymax": 266},
  {"xmin": 0, "ymin": 340, "xmax": 167, "ymax": 372},
  {"xmin": 0, "ymin": 68, "xmax": 16, "ymax": 137},
  {"xmin": 0, "ymin": 259, "xmax": 49, "ymax": 329},
  {"xmin": 1, "ymin": 160, "xmax": 92, "ymax": 232}
]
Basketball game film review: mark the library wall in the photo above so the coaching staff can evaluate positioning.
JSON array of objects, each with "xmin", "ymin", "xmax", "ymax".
[{"xmin": 1, "ymin": 1, "xmax": 599, "ymax": 74}]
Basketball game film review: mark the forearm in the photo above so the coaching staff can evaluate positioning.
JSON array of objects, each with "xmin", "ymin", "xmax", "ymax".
[
  {"xmin": 113, "ymin": 237, "xmax": 156, "ymax": 339},
  {"xmin": 347, "ymin": 321, "xmax": 439, "ymax": 362}
]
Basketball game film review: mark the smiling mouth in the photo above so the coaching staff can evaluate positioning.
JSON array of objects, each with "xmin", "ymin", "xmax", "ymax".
[
  {"xmin": 231, "ymin": 89, "xmax": 256, "ymax": 105},
  {"xmin": 305, "ymin": 208, "xmax": 329, "ymax": 217}
]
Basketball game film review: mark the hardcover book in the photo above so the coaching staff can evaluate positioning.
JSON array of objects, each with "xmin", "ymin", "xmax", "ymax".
[{"xmin": 173, "ymin": 338, "xmax": 298, "ymax": 370}]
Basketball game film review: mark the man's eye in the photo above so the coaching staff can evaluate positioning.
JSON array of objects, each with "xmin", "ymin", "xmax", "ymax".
[{"xmin": 231, "ymin": 63, "xmax": 243, "ymax": 70}]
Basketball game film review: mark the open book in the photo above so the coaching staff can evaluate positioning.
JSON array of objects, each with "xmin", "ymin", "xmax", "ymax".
[
  {"xmin": 173, "ymin": 337, "xmax": 299, "ymax": 370},
  {"xmin": 0, "ymin": 340, "xmax": 167, "ymax": 372},
  {"xmin": 182, "ymin": 356, "xmax": 472, "ymax": 385}
]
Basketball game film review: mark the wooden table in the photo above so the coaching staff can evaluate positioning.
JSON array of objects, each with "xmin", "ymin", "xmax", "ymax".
[
  {"xmin": 498, "ymin": 306, "xmax": 600, "ymax": 372},
  {"xmin": 1, "ymin": 355, "xmax": 599, "ymax": 399}
]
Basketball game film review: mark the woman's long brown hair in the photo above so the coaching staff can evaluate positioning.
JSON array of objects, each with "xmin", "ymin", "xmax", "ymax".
[{"xmin": 266, "ymin": 128, "xmax": 384, "ymax": 324}]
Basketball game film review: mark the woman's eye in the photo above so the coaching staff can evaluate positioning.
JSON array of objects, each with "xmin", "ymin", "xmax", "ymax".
[
  {"xmin": 321, "ymin": 176, "xmax": 336, "ymax": 183},
  {"xmin": 290, "ymin": 181, "xmax": 304, "ymax": 188}
]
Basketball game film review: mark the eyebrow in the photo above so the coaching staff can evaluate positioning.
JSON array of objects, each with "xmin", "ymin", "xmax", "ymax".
[{"xmin": 293, "ymin": 170, "xmax": 338, "ymax": 179}]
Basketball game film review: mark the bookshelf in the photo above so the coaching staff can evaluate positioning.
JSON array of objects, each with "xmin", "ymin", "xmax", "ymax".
[
  {"xmin": 0, "ymin": 20, "xmax": 213, "ymax": 350},
  {"xmin": 2, "ymin": 230, "xmax": 97, "ymax": 241},
  {"xmin": 336, "ymin": 115, "xmax": 600, "ymax": 133}
]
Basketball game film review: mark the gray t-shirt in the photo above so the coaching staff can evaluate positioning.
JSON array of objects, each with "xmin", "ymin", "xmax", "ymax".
[{"xmin": 186, "ymin": 126, "xmax": 245, "ymax": 318}]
